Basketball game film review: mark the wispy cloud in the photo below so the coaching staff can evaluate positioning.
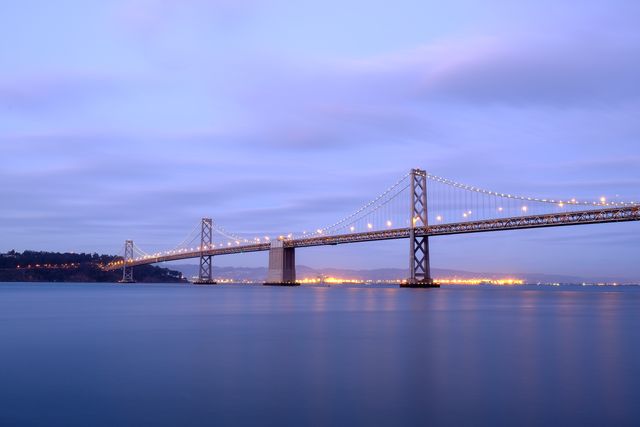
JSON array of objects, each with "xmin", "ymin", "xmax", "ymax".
[{"xmin": 1, "ymin": 0, "xmax": 639, "ymax": 276}]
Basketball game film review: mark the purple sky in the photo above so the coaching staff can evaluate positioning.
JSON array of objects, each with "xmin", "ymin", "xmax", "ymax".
[{"xmin": 2, "ymin": 1, "xmax": 639, "ymax": 279}]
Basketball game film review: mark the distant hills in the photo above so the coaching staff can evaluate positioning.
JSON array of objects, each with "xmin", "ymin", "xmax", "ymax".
[{"xmin": 170, "ymin": 263, "xmax": 637, "ymax": 285}]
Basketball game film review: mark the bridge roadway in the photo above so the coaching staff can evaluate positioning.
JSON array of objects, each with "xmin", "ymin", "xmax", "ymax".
[{"xmin": 106, "ymin": 205, "xmax": 640, "ymax": 270}]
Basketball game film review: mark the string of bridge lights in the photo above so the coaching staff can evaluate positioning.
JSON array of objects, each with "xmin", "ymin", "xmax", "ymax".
[
  {"xmin": 117, "ymin": 171, "xmax": 638, "ymax": 263},
  {"xmin": 128, "ymin": 174, "xmax": 413, "ymax": 260},
  {"xmin": 294, "ymin": 173, "xmax": 411, "ymax": 239},
  {"xmin": 304, "ymin": 182, "xmax": 410, "ymax": 239},
  {"xmin": 170, "ymin": 222, "xmax": 202, "ymax": 253},
  {"xmin": 426, "ymin": 173, "xmax": 638, "ymax": 207}
]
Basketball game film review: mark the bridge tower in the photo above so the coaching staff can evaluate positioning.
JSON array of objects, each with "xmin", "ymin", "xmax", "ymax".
[
  {"xmin": 193, "ymin": 218, "xmax": 217, "ymax": 285},
  {"xmin": 402, "ymin": 168, "xmax": 439, "ymax": 288},
  {"xmin": 119, "ymin": 239, "xmax": 135, "ymax": 283},
  {"xmin": 264, "ymin": 240, "xmax": 298, "ymax": 286}
]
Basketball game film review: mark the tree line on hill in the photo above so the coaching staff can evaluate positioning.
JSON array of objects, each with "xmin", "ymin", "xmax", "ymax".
[{"xmin": 0, "ymin": 250, "xmax": 185, "ymax": 283}]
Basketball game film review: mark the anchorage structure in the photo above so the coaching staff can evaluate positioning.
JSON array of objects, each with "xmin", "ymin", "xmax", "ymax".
[
  {"xmin": 119, "ymin": 240, "xmax": 135, "ymax": 283},
  {"xmin": 403, "ymin": 169, "xmax": 439, "ymax": 287},
  {"xmin": 193, "ymin": 218, "xmax": 217, "ymax": 284}
]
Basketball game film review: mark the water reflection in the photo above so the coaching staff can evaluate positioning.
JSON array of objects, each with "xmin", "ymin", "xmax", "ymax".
[{"xmin": 0, "ymin": 283, "xmax": 638, "ymax": 426}]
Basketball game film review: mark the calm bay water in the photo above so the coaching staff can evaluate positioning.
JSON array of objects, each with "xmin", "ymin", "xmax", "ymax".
[{"xmin": 0, "ymin": 283, "xmax": 639, "ymax": 426}]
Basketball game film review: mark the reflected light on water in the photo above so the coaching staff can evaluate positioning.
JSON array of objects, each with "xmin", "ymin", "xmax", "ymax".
[{"xmin": 0, "ymin": 283, "xmax": 638, "ymax": 426}]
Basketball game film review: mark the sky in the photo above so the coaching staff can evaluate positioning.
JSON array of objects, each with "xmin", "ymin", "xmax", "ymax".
[{"xmin": 1, "ymin": 0, "xmax": 639, "ymax": 279}]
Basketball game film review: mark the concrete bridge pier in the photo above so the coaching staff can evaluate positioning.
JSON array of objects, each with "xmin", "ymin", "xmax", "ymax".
[{"xmin": 264, "ymin": 240, "xmax": 299, "ymax": 286}]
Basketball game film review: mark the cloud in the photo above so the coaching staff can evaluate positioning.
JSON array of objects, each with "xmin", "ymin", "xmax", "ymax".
[
  {"xmin": 1, "ymin": 1, "xmax": 639, "ymax": 278},
  {"xmin": 115, "ymin": 0, "xmax": 263, "ymax": 39},
  {"xmin": 179, "ymin": 33, "xmax": 640, "ymax": 154},
  {"xmin": 346, "ymin": 35, "xmax": 640, "ymax": 107},
  {"xmin": 0, "ymin": 72, "xmax": 132, "ymax": 112}
]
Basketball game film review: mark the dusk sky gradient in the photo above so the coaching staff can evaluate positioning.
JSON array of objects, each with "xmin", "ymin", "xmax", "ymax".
[{"xmin": 2, "ymin": 0, "xmax": 639, "ymax": 279}]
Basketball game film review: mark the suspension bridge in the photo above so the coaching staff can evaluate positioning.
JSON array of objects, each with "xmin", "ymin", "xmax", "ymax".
[{"xmin": 105, "ymin": 169, "xmax": 640, "ymax": 287}]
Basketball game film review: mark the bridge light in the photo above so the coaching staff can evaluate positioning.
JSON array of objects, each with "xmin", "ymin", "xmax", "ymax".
[
  {"xmin": 600, "ymin": 196, "xmax": 606, "ymax": 204},
  {"xmin": 522, "ymin": 206, "xmax": 528, "ymax": 212},
  {"xmin": 463, "ymin": 213, "xmax": 468, "ymax": 218},
  {"xmin": 350, "ymin": 226, "xmax": 355, "ymax": 232},
  {"xmin": 386, "ymin": 220, "xmax": 392, "ymax": 227},
  {"xmin": 558, "ymin": 202, "xmax": 564, "ymax": 208},
  {"xmin": 498, "ymin": 207, "xmax": 503, "ymax": 212},
  {"xmin": 436, "ymin": 215, "xmax": 442, "ymax": 221},
  {"xmin": 367, "ymin": 223, "xmax": 373, "ymax": 229},
  {"xmin": 317, "ymin": 229, "xmax": 323, "ymax": 234}
]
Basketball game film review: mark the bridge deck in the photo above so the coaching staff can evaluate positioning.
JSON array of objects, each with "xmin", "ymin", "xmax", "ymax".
[{"xmin": 105, "ymin": 206, "xmax": 640, "ymax": 270}]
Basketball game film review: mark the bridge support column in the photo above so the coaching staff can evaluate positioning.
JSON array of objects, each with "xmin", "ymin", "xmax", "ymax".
[
  {"xmin": 119, "ymin": 239, "xmax": 135, "ymax": 283},
  {"xmin": 264, "ymin": 240, "xmax": 298, "ymax": 286},
  {"xmin": 193, "ymin": 218, "xmax": 217, "ymax": 285},
  {"xmin": 403, "ymin": 168, "xmax": 439, "ymax": 288}
]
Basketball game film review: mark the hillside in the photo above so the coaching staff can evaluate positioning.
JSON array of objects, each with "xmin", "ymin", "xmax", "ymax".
[{"xmin": 0, "ymin": 250, "xmax": 186, "ymax": 283}]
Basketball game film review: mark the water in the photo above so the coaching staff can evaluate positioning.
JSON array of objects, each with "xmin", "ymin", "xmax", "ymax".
[{"xmin": 0, "ymin": 283, "xmax": 639, "ymax": 426}]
